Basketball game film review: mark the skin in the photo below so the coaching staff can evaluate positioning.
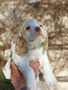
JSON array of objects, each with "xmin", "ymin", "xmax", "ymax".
[{"xmin": 10, "ymin": 60, "xmax": 40, "ymax": 90}]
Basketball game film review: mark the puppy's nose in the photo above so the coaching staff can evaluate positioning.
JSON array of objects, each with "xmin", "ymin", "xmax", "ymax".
[{"xmin": 35, "ymin": 27, "xmax": 41, "ymax": 32}]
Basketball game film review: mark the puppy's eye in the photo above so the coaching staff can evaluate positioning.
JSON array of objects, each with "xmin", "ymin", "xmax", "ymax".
[
  {"xmin": 26, "ymin": 26, "xmax": 30, "ymax": 30},
  {"xmin": 40, "ymin": 25, "xmax": 42, "ymax": 27}
]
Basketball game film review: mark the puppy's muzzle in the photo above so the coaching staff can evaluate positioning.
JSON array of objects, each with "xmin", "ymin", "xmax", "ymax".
[
  {"xmin": 35, "ymin": 27, "xmax": 44, "ymax": 38},
  {"xmin": 35, "ymin": 27, "xmax": 41, "ymax": 32}
]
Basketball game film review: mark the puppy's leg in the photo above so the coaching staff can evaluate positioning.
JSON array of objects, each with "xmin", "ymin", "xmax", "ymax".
[
  {"xmin": 41, "ymin": 51, "xmax": 57, "ymax": 86},
  {"xmin": 36, "ymin": 76, "xmax": 42, "ymax": 90},
  {"xmin": 3, "ymin": 54, "xmax": 12, "ymax": 79},
  {"xmin": 18, "ymin": 61, "xmax": 36, "ymax": 90}
]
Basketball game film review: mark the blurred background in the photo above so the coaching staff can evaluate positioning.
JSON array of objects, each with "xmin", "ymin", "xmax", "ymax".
[{"xmin": 0, "ymin": 0, "xmax": 68, "ymax": 90}]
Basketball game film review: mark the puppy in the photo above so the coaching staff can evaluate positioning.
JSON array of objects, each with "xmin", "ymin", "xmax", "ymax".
[{"xmin": 3, "ymin": 19, "xmax": 57, "ymax": 90}]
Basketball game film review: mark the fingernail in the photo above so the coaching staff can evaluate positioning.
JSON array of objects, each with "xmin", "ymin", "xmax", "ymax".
[{"xmin": 36, "ymin": 61, "xmax": 40, "ymax": 64}]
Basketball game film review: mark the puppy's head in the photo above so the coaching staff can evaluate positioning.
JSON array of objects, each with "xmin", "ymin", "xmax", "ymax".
[{"xmin": 16, "ymin": 19, "xmax": 48, "ymax": 55}]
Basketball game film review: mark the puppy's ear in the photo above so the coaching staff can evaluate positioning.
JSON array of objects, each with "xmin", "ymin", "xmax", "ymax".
[
  {"xmin": 16, "ymin": 31, "xmax": 28, "ymax": 55},
  {"xmin": 43, "ymin": 31, "xmax": 48, "ymax": 50}
]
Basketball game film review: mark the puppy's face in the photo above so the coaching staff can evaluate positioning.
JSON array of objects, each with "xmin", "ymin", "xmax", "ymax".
[
  {"xmin": 22, "ymin": 19, "xmax": 47, "ymax": 48},
  {"xmin": 16, "ymin": 19, "xmax": 48, "ymax": 55}
]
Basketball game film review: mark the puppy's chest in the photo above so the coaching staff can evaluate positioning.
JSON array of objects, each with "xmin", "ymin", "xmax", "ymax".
[
  {"xmin": 12, "ymin": 45, "xmax": 43, "ymax": 63},
  {"xmin": 28, "ymin": 49, "xmax": 43, "ymax": 61}
]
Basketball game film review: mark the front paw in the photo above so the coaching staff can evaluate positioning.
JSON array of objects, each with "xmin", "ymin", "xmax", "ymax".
[
  {"xmin": 27, "ymin": 80, "xmax": 36, "ymax": 90},
  {"xmin": 44, "ymin": 75, "xmax": 57, "ymax": 86}
]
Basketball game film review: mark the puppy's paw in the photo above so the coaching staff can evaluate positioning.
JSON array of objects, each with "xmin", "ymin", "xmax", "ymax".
[
  {"xmin": 27, "ymin": 88, "xmax": 36, "ymax": 90},
  {"xmin": 27, "ymin": 80, "xmax": 36, "ymax": 90},
  {"xmin": 27, "ymin": 87, "xmax": 36, "ymax": 90},
  {"xmin": 44, "ymin": 75, "xmax": 57, "ymax": 86}
]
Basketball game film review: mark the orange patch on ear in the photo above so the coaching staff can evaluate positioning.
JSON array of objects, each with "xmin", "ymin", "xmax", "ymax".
[
  {"xmin": 16, "ymin": 32, "xmax": 28, "ymax": 56},
  {"xmin": 43, "ymin": 31, "xmax": 48, "ymax": 50}
]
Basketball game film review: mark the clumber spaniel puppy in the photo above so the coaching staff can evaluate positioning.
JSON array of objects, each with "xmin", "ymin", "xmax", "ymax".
[{"xmin": 3, "ymin": 19, "xmax": 57, "ymax": 90}]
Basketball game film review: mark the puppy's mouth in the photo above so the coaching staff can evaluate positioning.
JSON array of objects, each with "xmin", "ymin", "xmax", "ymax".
[{"xmin": 30, "ymin": 33, "xmax": 45, "ymax": 41}]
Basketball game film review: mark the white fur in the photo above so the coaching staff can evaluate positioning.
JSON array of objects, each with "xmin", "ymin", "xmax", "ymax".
[{"xmin": 3, "ymin": 19, "xmax": 57, "ymax": 90}]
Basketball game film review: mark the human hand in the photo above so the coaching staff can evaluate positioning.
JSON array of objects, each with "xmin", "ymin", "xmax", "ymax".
[
  {"xmin": 29, "ymin": 60, "xmax": 40, "ymax": 79},
  {"xmin": 10, "ymin": 60, "xmax": 40, "ymax": 90}
]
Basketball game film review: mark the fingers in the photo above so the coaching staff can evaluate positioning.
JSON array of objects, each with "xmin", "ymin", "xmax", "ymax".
[
  {"xmin": 11, "ymin": 61, "xmax": 17, "ymax": 75},
  {"xmin": 11, "ymin": 60, "xmax": 40, "ymax": 79},
  {"xmin": 11, "ymin": 61, "xmax": 22, "ymax": 76},
  {"xmin": 29, "ymin": 60, "xmax": 40, "ymax": 78}
]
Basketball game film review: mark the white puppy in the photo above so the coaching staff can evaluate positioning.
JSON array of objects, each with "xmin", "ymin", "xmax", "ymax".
[{"xmin": 3, "ymin": 19, "xmax": 57, "ymax": 90}]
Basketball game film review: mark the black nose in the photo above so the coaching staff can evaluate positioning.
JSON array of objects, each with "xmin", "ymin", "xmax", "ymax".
[{"xmin": 35, "ymin": 27, "xmax": 41, "ymax": 32}]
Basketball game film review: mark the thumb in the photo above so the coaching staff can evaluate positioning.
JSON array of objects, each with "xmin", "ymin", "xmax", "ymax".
[{"xmin": 11, "ymin": 61, "xmax": 19, "ymax": 75}]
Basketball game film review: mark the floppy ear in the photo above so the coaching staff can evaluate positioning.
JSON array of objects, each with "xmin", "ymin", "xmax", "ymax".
[
  {"xmin": 43, "ymin": 31, "xmax": 48, "ymax": 50},
  {"xmin": 15, "ymin": 31, "xmax": 28, "ymax": 55}
]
